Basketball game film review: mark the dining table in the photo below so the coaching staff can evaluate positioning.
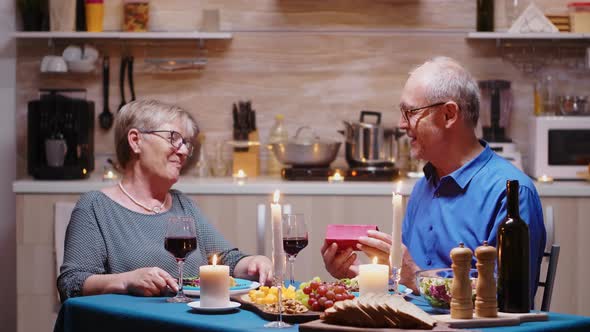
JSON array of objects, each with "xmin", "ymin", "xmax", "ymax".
[{"xmin": 54, "ymin": 292, "xmax": 590, "ymax": 332}]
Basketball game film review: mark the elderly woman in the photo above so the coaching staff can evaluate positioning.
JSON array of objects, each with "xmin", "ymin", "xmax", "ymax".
[{"xmin": 58, "ymin": 100, "xmax": 272, "ymax": 302}]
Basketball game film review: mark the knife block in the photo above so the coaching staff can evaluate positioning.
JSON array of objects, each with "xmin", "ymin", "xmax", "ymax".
[{"xmin": 232, "ymin": 131, "xmax": 260, "ymax": 177}]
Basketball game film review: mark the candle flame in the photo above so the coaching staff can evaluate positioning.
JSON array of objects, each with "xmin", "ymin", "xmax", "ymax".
[
  {"xmin": 372, "ymin": 256, "xmax": 378, "ymax": 264},
  {"xmin": 212, "ymin": 254, "xmax": 218, "ymax": 266},
  {"xmin": 273, "ymin": 190, "xmax": 280, "ymax": 204},
  {"xmin": 237, "ymin": 169, "xmax": 245, "ymax": 177}
]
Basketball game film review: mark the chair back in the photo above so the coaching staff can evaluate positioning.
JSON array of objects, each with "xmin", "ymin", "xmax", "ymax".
[
  {"xmin": 54, "ymin": 201, "xmax": 76, "ymax": 307},
  {"xmin": 538, "ymin": 205, "xmax": 559, "ymax": 311},
  {"xmin": 539, "ymin": 244, "xmax": 560, "ymax": 311},
  {"xmin": 54, "ymin": 202, "xmax": 76, "ymax": 277}
]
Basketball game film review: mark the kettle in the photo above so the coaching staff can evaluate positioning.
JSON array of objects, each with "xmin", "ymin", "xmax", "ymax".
[{"xmin": 342, "ymin": 110, "xmax": 395, "ymax": 168}]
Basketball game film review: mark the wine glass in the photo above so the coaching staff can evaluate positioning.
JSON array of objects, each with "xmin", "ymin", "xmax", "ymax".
[
  {"xmin": 165, "ymin": 216, "xmax": 197, "ymax": 303},
  {"xmin": 282, "ymin": 213, "xmax": 308, "ymax": 287}
]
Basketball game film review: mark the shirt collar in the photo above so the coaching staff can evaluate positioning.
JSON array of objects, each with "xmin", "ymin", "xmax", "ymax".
[{"xmin": 423, "ymin": 140, "xmax": 494, "ymax": 190}]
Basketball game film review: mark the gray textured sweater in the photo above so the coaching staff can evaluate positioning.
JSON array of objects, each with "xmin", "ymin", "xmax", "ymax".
[{"xmin": 57, "ymin": 190, "xmax": 247, "ymax": 301}]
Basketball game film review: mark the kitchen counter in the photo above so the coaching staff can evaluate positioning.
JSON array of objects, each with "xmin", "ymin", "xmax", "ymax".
[{"xmin": 12, "ymin": 175, "xmax": 590, "ymax": 196}]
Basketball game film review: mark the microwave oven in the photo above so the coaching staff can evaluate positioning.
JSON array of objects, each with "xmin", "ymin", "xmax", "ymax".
[{"xmin": 527, "ymin": 116, "xmax": 590, "ymax": 180}]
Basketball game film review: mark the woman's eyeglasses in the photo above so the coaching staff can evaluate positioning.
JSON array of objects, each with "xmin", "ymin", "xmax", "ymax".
[
  {"xmin": 139, "ymin": 130, "xmax": 194, "ymax": 156},
  {"xmin": 400, "ymin": 101, "xmax": 447, "ymax": 123}
]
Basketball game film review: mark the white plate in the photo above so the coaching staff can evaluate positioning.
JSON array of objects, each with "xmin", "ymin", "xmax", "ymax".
[
  {"xmin": 187, "ymin": 300, "xmax": 241, "ymax": 312},
  {"xmin": 183, "ymin": 281, "xmax": 260, "ymax": 297}
]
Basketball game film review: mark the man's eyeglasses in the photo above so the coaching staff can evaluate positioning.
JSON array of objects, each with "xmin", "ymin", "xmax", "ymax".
[
  {"xmin": 400, "ymin": 101, "xmax": 447, "ymax": 123},
  {"xmin": 139, "ymin": 130, "xmax": 194, "ymax": 156}
]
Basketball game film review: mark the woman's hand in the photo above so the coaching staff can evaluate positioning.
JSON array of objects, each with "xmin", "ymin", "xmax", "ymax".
[
  {"xmin": 234, "ymin": 255, "xmax": 273, "ymax": 286},
  {"xmin": 83, "ymin": 267, "xmax": 178, "ymax": 297},
  {"xmin": 123, "ymin": 267, "xmax": 179, "ymax": 297},
  {"xmin": 321, "ymin": 242, "xmax": 358, "ymax": 279}
]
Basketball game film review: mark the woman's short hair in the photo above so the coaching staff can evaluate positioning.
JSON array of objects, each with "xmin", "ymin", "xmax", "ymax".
[
  {"xmin": 412, "ymin": 56, "xmax": 480, "ymax": 128},
  {"xmin": 114, "ymin": 99, "xmax": 199, "ymax": 169}
]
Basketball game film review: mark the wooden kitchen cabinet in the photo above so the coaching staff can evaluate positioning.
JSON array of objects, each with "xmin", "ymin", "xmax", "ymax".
[{"xmin": 14, "ymin": 193, "xmax": 590, "ymax": 332}]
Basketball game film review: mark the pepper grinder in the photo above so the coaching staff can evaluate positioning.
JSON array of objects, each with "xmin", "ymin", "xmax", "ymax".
[
  {"xmin": 475, "ymin": 241, "xmax": 498, "ymax": 317},
  {"xmin": 451, "ymin": 242, "xmax": 473, "ymax": 319}
]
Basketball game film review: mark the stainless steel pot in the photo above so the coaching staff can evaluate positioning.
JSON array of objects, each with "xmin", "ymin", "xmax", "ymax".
[
  {"xmin": 342, "ymin": 111, "xmax": 394, "ymax": 168},
  {"xmin": 270, "ymin": 126, "xmax": 341, "ymax": 167}
]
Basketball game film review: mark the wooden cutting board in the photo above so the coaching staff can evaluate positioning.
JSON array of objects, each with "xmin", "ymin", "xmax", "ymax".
[
  {"xmin": 299, "ymin": 320, "xmax": 457, "ymax": 332},
  {"xmin": 434, "ymin": 312, "xmax": 548, "ymax": 328},
  {"xmin": 231, "ymin": 295, "xmax": 320, "ymax": 324}
]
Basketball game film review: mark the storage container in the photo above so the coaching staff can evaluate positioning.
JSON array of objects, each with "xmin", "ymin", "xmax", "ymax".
[
  {"xmin": 123, "ymin": 0, "xmax": 149, "ymax": 32},
  {"xmin": 568, "ymin": 2, "xmax": 590, "ymax": 32},
  {"xmin": 85, "ymin": 0, "xmax": 104, "ymax": 32}
]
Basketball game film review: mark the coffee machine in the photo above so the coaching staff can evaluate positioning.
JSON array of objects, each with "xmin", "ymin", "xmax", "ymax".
[
  {"xmin": 478, "ymin": 80, "xmax": 523, "ymax": 170},
  {"xmin": 28, "ymin": 89, "xmax": 95, "ymax": 179}
]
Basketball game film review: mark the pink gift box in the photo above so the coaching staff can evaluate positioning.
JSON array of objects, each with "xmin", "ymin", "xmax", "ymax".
[{"xmin": 325, "ymin": 224, "xmax": 379, "ymax": 251}]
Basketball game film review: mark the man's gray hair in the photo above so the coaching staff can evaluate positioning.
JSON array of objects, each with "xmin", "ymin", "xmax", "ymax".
[{"xmin": 411, "ymin": 56, "xmax": 480, "ymax": 128}]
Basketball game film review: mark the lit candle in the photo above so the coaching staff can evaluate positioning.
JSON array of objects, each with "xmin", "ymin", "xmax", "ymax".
[
  {"xmin": 270, "ymin": 190, "xmax": 285, "ymax": 278},
  {"xmin": 199, "ymin": 254, "xmax": 230, "ymax": 307},
  {"xmin": 359, "ymin": 257, "xmax": 389, "ymax": 297},
  {"xmin": 390, "ymin": 182, "xmax": 403, "ymax": 270},
  {"xmin": 328, "ymin": 169, "xmax": 344, "ymax": 183},
  {"xmin": 537, "ymin": 174, "xmax": 554, "ymax": 183},
  {"xmin": 233, "ymin": 169, "xmax": 248, "ymax": 185}
]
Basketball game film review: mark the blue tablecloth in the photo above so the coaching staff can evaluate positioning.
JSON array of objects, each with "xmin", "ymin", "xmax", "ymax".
[{"xmin": 54, "ymin": 294, "xmax": 590, "ymax": 332}]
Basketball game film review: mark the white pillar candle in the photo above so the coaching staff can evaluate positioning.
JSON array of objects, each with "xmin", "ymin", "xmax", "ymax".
[
  {"xmin": 359, "ymin": 257, "xmax": 389, "ymax": 297},
  {"xmin": 199, "ymin": 254, "xmax": 230, "ymax": 307},
  {"xmin": 390, "ymin": 182, "xmax": 403, "ymax": 270},
  {"xmin": 270, "ymin": 190, "xmax": 285, "ymax": 278}
]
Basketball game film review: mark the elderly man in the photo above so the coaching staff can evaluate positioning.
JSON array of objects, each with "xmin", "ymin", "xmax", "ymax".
[{"xmin": 322, "ymin": 57, "xmax": 546, "ymax": 302}]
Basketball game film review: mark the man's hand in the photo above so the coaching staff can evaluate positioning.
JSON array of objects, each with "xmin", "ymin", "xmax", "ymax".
[
  {"xmin": 321, "ymin": 242, "xmax": 358, "ymax": 279},
  {"xmin": 356, "ymin": 230, "xmax": 392, "ymax": 264}
]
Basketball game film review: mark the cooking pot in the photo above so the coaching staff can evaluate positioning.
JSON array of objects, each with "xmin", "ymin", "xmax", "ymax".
[
  {"xmin": 342, "ymin": 110, "xmax": 395, "ymax": 168},
  {"xmin": 270, "ymin": 126, "xmax": 341, "ymax": 167}
]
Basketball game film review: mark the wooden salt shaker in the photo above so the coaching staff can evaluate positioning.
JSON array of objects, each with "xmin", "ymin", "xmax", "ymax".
[
  {"xmin": 475, "ymin": 241, "xmax": 498, "ymax": 317},
  {"xmin": 450, "ymin": 242, "xmax": 473, "ymax": 319}
]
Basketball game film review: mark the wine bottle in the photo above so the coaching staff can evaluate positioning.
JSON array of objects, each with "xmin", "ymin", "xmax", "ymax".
[
  {"xmin": 497, "ymin": 180, "xmax": 530, "ymax": 313},
  {"xmin": 477, "ymin": 0, "xmax": 494, "ymax": 32}
]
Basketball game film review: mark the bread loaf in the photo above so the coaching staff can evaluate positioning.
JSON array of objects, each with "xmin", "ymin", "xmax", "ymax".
[{"xmin": 322, "ymin": 293, "xmax": 436, "ymax": 329}]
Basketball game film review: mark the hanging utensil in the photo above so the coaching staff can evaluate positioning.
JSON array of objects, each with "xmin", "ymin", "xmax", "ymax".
[
  {"xmin": 127, "ymin": 56, "xmax": 136, "ymax": 102},
  {"xmin": 98, "ymin": 56, "xmax": 114, "ymax": 130},
  {"xmin": 117, "ymin": 56, "xmax": 127, "ymax": 112}
]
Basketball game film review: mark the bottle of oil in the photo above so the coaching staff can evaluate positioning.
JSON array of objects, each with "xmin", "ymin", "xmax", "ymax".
[
  {"xmin": 497, "ymin": 180, "xmax": 530, "ymax": 313},
  {"xmin": 266, "ymin": 114, "xmax": 289, "ymax": 176}
]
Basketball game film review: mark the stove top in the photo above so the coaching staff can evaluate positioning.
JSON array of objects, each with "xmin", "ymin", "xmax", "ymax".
[{"xmin": 281, "ymin": 167, "xmax": 399, "ymax": 181}]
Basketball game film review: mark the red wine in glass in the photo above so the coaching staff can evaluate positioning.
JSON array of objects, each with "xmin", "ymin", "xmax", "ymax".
[
  {"xmin": 283, "ymin": 237, "xmax": 308, "ymax": 257},
  {"xmin": 282, "ymin": 214, "xmax": 308, "ymax": 287},
  {"xmin": 165, "ymin": 237, "xmax": 197, "ymax": 260},
  {"xmin": 166, "ymin": 216, "xmax": 197, "ymax": 303}
]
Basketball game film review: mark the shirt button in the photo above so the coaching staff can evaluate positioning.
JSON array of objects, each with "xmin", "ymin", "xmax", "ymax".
[
  {"xmin": 429, "ymin": 225, "xmax": 433, "ymax": 231},
  {"xmin": 427, "ymin": 259, "xmax": 432, "ymax": 265}
]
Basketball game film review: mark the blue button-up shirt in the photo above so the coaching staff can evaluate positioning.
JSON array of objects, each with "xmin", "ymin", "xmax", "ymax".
[{"xmin": 402, "ymin": 140, "xmax": 546, "ymax": 300}]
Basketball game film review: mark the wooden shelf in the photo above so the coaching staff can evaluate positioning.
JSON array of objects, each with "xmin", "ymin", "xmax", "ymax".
[
  {"xmin": 12, "ymin": 31, "xmax": 233, "ymax": 40},
  {"xmin": 467, "ymin": 32, "xmax": 590, "ymax": 40}
]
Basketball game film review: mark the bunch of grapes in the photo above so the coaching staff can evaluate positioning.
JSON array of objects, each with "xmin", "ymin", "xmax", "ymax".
[{"xmin": 296, "ymin": 278, "xmax": 355, "ymax": 311}]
